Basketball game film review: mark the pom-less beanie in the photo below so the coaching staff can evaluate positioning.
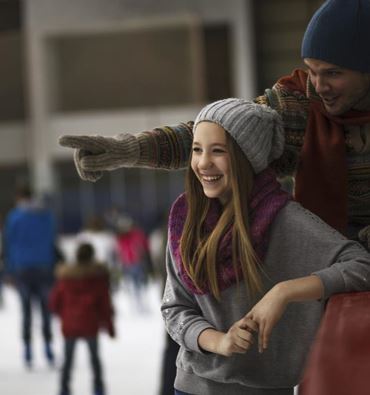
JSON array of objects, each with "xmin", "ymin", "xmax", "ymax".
[
  {"xmin": 301, "ymin": 0, "xmax": 370, "ymax": 73},
  {"xmin": 193, "ymin": 99, "xmax": 284, "ymax": 174}
]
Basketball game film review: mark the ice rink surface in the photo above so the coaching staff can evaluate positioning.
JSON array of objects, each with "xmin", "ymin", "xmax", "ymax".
[{"xmin": 0, "ymin": 281, "xmax": 165, "ymax": 395}]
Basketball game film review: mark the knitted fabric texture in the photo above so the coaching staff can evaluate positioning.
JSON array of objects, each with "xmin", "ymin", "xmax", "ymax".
[
  {"xmin": 301, "ymin": 0, "xmax": 370, "ymax": 72},
  {"xmin": 193, "ymin": 99, "xmax": 285, "ymax": 174},
  {"xmin": 274, "ymin": 69, "xmax": 370, "ymax": 234},
  {"xmin": 58, "ymin": 121, "xmax": 193, "ymax": 182},
  {"xmin": 168, "ymin": 168, "xmax": 290, "ymax": 295}
]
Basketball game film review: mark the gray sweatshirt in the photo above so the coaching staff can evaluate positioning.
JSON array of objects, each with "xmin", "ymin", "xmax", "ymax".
[{"xmin": 161, "ymin": 202, "xmax": 370, "ymax": 395}]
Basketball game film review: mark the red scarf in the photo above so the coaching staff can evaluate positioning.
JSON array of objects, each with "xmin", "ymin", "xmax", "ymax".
[
  {"xmin": 168, "ymin": 168, "xmax": 290, "ymax": 295},
  {"xmin": 277, "ymin": 69, "xmax": 370, "ymax": 234}
]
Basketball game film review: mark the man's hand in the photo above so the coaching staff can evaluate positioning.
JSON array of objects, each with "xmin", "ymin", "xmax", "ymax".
[{"xmin": 59, "ymin": 134, "xmax": 140, "ymax": 182}]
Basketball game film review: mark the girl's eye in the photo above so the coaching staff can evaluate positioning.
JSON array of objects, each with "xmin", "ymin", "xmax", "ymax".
[
  {"xmin": 213, "ymin": 148, "xmax": 226, "ymax": 153},
  {"xmin": 192, "ymin": 147, "xmax": 201, "ymax": 153}
]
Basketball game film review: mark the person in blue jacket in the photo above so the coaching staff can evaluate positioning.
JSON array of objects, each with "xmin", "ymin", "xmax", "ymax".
[{"xmin": 4, "ymin": 185, "xmax": 57, "ymax": 368}]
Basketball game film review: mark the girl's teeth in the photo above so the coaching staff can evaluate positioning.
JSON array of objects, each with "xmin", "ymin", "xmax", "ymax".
[{"xmin": 203, "ymin": 176, "xmax": 221, "ymax": 181}]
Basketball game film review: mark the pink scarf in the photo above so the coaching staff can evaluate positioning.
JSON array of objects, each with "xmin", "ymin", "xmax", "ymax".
[{"xmin": 168, "ymin": 168, "xmax": 290, "ymax": 295}]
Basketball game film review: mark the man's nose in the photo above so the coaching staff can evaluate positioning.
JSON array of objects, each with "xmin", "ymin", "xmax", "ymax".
[{"xmin": 313, "ymin": 75, "xmax": 330, "ymax": 94}]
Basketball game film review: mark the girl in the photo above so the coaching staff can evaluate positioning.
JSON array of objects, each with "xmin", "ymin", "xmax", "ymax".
[{"xmin": 161, "ymin": 98, "xmax": 370, "ymax": 395}]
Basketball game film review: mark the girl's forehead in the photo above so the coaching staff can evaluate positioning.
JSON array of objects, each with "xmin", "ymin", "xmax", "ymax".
[{"xmin": 193, "ymin": 122, "xmax": 227, "ymax": 143}]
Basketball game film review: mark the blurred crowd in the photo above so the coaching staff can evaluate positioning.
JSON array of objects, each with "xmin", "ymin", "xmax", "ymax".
[{"xmin": 0, "ymin": 185, "xmax": 172, "ymax": 395}]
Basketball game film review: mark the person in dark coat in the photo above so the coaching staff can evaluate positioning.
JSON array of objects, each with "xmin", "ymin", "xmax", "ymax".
[{"xmin": 49, "ymin": 243, "xmax": 115, "ymax": 395}]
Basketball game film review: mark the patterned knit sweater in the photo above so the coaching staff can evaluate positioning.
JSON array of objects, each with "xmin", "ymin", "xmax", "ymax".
[
  {"xmin": 137, "ymin": 70, "xmax": 370, "ymax": 235},
  {"xmin": 258, "ymin": 73, "xmax": 370, "ymax": 231}
]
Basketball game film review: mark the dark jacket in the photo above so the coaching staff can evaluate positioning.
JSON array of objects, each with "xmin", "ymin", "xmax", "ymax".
[{"xmin": 49, "ymin": 262, "xmax": 114, "ymax": 338}]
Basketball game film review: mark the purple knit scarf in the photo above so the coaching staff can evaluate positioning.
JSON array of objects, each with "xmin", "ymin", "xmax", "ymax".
[{"xmin": 168, "ymin": 168, "xmax": 290, "ymax": 295}]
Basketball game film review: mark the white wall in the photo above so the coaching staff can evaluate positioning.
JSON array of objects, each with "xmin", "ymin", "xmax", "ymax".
[{"xmin": 0, "ymin": 122, "xmax": 27, "ymax": 163}]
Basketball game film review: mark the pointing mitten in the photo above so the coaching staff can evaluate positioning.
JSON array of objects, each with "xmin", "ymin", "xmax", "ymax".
[
  {"xmin": 59, "ymin": 133, "xmax": 140, "ymax": 182},
  {"xmin": 59, "ymin": 122, "xmax": 194, "ymax": 182}
]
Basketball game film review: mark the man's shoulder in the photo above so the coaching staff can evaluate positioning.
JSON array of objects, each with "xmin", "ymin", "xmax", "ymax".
[{"xmin": 256, "ymin": 69, "xmax": 311, "ymax": 123}]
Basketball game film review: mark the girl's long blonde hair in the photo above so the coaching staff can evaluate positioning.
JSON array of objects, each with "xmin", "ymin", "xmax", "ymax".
[{"xmin": 180, "ymin": 132, "xmax": 263, "ymax": 300}]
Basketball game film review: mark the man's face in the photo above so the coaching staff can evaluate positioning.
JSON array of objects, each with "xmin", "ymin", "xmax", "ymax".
[{"xmin": 304, "ymin": 58, "xmax": 370, "ymax": 115}]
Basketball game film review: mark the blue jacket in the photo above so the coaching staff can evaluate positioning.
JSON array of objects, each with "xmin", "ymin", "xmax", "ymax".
[{"xmin": 4, "ymin": 202, "xmax": 56, "ymax": 273}]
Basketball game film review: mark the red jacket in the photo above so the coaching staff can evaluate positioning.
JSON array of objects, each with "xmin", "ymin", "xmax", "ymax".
[
  {"xmin": 49, "ymin": 262, "xmax": 115, "ymax": 338},
  {"xmin": 117, "ymin": 227, "xmax": 149, "ymax": 267}
]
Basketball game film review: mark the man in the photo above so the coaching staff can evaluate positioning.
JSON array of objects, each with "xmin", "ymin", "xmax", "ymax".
[
  {"xmin": 59, "ymin": 0, "xmax": 370, "ymax": 393},
  {"xmin": 3, "ymin": 186, "xmax": 57, "ymax": 368}
]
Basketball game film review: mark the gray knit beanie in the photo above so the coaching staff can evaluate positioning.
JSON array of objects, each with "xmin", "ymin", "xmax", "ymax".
[
  {"xmin": 301, "ymin": 0, "xmax": 370, "ymax": 73},
  {"xmin": 193, "ymin": 98, "xmax": 284, "ymax": 174}
]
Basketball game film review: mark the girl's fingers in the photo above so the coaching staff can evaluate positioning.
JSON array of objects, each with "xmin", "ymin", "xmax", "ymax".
[
  {"xmin": 262, "ymin": 324, "xmax": 273, "ymax": 350},
  {"xmin": 240, "ymin": 316, "xmax": 258, "ymax": 332},
  {"xmin": 237, "ymin": 332, "xmax": 254, "ymax": 347},
  {"xmin": 232, "ymin": 343, "xmax": 249, "ymax": 354},
  {"xmin": 245, "ymin": 317, "xmax": 258, "ymax": 332},
  {"xmin": 237, "ymin": 327, "xmax": 254, "ymax": 342},
  {"xmin": 258, "ymin": 322, "xmax": 265, "ymax": 353}
]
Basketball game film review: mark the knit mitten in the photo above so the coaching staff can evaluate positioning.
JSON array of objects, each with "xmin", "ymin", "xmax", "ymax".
[
  {"xmin": 59, "ymin": 122, "xmax": 194, "ymax": 182},
  {"xmin": 358, "ymin": 225, "xmax": 370, "ymax": 250},
  {"xmin": 59, "ymin": 133, "xmax": 140, "ymax": 182}
]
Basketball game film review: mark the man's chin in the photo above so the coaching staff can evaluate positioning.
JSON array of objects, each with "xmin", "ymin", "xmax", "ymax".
[{"xmin": 323, "ymin": 103, "xmax": 345, "ymax": 116}]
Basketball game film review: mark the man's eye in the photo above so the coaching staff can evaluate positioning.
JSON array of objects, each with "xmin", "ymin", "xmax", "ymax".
[{"xmin": 308, "ymin": 69, "xmax": 316, "ymax": 77}]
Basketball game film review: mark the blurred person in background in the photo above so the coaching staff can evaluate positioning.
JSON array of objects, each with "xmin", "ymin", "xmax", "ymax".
[
  {"xmin": 0, "ymin": 264, "xmax": 3, "ymax": 309},
  {"xmin": 103, "ymin": 205, "xmax": 127, "ymax": 233},
  {"xmin": 116, "ymin": 216, "xmax": 153, "ymax": 313},
  {"xmin": 49, "ymin": 242, "xmax": 115, "ymax": 395},
  {"xmin": 149, "ymin": 214, "xmax": 180, "ymax": 395},
  {"xmin": 3, "ymin": 185, "xmax": 57, "ymax": 367},
  {"xmin": 0, "ymin": 214, "xmax": 4, "ymax": 308},
  {"xmin": 76, "ymin": 215, "xmax": 119, "ymax": 291}
]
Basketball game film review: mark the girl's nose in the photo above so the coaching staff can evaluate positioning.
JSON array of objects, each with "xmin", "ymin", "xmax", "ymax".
[{"xmin": 198, "ymin": 153, "xmax": 212, "ymax": 169}]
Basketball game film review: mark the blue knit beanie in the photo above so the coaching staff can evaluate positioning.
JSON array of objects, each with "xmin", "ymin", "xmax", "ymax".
[{"xmin": 301, "ymin": 0, "xmax": 370, "ymax": 73}]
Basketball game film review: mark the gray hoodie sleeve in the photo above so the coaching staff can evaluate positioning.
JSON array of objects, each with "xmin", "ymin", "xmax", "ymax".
[
  {"xmin": 313, "ymin": 239, "xmax": 370, "ymax": 299},
  {"xmin": 161, "ymin": 245, "xmax": 214, "ymax": 353},
  {"xmin": 282, "ymin": 203, "xmax": 370, "ymax": 299}
]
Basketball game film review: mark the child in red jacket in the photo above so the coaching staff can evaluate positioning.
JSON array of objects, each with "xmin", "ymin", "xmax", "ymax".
[{"xmin": 49, "ymin": 243, "xmax": 115, "ymax": 395}]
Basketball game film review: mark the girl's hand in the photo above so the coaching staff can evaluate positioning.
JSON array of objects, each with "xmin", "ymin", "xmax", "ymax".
[
  {"xmin": 217, "ymin": 316, "xmax": 258, "ymax": 357},
  {"xmin": 246, "ymin": 284, "xmax": 289, "ymax": 353},
  {"xmin": 246, "ymin": 276, "xmax": 324, "ymax": 353}
]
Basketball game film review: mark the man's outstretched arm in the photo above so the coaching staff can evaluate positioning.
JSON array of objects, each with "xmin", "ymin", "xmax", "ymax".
[{"xmin": 59, "ymin": 122, "xmax": 194, "ymax": 182}]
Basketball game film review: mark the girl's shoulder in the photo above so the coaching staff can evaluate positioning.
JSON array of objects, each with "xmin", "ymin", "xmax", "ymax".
[{"xmin": 273, "ymin": 201, "xmax": 347, "ymax": 243}]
